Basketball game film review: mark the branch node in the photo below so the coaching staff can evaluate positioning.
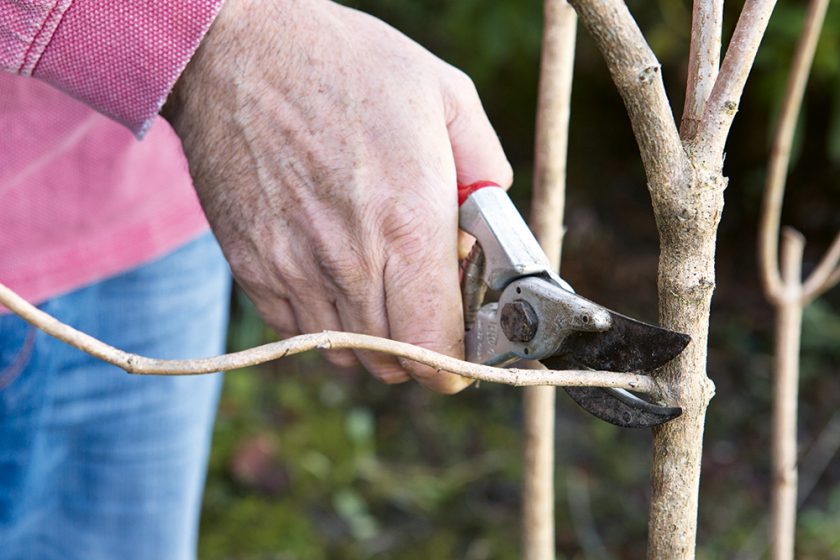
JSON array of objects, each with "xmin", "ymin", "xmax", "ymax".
[{"xmin": 638, "ymin": 64, "xmax": 661, "ymax": 85}]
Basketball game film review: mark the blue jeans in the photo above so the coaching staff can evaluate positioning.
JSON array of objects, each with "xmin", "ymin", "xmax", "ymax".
[{"xmin": 0, "ymin": 234, "xmax": 231, "ymax": 560}]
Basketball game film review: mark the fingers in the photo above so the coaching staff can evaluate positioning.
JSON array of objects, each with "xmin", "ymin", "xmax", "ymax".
[
  {"xmin": 258, "ymin": 296, "xmax": 300, "ymax": 340},
  {"xmin": 382, "ymin": 204, "xmax": 474, "ymax": 395},
  {"xmin": 291, "ymin": 297, "xmax": 359, "ymax": 368},
  {"xmin": 444, "ymin": 71, "xmax": 513, "ymax": 189},
  {"xmin": 458, "ymin": 231, "xmax": 476, "ymax": 260},
  {"xmin": 335, "ymin": 295, "xmax": 411, "ymax": 385}
]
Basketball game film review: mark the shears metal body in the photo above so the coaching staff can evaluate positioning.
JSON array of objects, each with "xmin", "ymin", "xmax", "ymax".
[{"xmin": 458, "ymin": 182, "xmax": 689, "ymax": 428}]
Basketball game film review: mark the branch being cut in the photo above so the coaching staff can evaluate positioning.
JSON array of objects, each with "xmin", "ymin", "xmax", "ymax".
[
  {"xmin": 694, "ymin": 0, "xmax": 778, "ymax": 169},
  {"xmin": 681, "ymin": 0, "xmax": 724, "ymax": 139},
  {"xmin": 0, "ymin": 282, "xmax": 656, "ymax": 391}
]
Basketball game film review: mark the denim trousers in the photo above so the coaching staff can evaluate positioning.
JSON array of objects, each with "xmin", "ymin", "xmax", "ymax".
[{"xmin": 0, "ymin": 233, "xmax": 231, "ymax": 560}]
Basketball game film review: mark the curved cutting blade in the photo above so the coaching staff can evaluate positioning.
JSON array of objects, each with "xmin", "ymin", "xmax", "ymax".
[
  {"xmin": 542, "ymin": 310, "xmax": 690, "ymax": 429},
  {"xmin": 562, "ymin": 386, "xmax": 682, "ymax": 428},
  {"xmin": 553, "ymin": 308, "xmax": 690, "ymax": 372}
]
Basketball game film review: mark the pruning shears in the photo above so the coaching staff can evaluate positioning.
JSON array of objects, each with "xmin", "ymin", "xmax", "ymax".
[{"xmin": 458, "ymin": 181, "xmax": 689, "ymax": 428}]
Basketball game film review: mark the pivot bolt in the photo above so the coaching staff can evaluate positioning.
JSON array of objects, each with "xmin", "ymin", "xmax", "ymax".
[{"xmin": 500, "ymin": 300, "xmax": 539, "ymax": 343}]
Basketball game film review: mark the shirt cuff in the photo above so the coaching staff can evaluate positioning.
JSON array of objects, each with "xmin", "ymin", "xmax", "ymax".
[{"xmin": 29, "ymin": 0, "xmax": 225, "ymax": 137}]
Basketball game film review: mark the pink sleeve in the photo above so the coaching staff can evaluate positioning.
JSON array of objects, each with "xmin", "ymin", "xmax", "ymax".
[{"xmin": 0, "ymin": 0, "xmax": 225, "ymax": 136}]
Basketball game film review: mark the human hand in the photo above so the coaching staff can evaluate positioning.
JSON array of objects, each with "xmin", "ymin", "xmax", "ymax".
[{"xmin": 163, "ymin": 0, "xmax": 512, "ymax": 393}]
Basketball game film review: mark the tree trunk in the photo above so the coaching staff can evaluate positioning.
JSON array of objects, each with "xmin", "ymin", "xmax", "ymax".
[{"xmin": 647, "ymin": 173, "xmax": 720, "ymax": 558}]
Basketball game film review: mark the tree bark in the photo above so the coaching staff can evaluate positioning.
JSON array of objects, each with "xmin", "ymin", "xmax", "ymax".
[{"xmin": 523, "ymin": 2, "xmax": 576, "ymax": 559}]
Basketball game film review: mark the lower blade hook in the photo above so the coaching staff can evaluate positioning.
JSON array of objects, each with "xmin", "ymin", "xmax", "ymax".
[{"xmin": 563, "ymin": 386, "xmax": 681, "ymax": 428}]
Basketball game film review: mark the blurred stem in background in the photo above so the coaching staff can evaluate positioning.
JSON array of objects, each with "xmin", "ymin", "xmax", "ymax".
[
  {"xmin": 523, "ymin": 1, "xmax": 577, "ymax": 559},
  {"xmin": 757, "ymin": 1, "xmax": 838, "ymax": 558}
]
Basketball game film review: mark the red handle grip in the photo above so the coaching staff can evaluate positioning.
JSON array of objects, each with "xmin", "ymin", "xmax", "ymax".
[{"xmin": 457, "ymin": 181, "xmax": 502, "ymax": 206}]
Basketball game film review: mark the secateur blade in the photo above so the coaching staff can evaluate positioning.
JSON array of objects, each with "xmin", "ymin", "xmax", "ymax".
[
  {"xmin": 552, "ymin": 307, "xmax": 691, "ymax": 373},
  {"xmin": 560, "ymin": 383, "xmax": 682, "ymax": 428},
  {"xmin": 541, "ymin": 314, "xmax": 689, "ymax": 429}
]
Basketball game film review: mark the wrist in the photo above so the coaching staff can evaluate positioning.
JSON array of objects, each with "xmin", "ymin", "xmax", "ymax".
[{"xmin": 161, "ymin": 0, "xmax": 246, "ymax": 133}]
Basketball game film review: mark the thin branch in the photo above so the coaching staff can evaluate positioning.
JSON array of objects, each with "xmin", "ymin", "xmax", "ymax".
[
  {"xmin": 759, "ymin": 0, "xmax": 831, "ymax": 304},
  {"xmin": 693, "ymin": 0, "xmax": 778, "ymax": 170},
  {"xmin": 681, "ymin": 0, "xmax": 724, "ymax": 139},
  {"xmin": 770, "ymin": 227, "xmax": 805, "ymax": 560},
  {"xmin": 531, "ymin": 0, "xmax": 576, "ymax": 265},
  {"xmin": 523, "ymin": 2, "xmax": 577, "ymax": 558},
  {"xmin": 802, "ymin": 232, "xmax": 840, "ymax": 301},
  {"xmin": 825, "ymin": 266, "xmax": 840, "ymax": 291},
  {"xmin": 568, "ymin": 0, "xmax": 690, "ymax": 195},
  {"xmin": 0, "ymin": 281, "xmax": 656, "ymax": 391}
]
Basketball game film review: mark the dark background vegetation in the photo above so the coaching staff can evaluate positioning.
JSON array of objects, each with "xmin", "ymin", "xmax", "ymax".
[{"xmin": 199, "ymin": 1, "xmax": 840, "ymax": 558}]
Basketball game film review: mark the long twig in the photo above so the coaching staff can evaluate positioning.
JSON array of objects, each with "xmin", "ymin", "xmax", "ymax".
[
  {"xmin": 681, "ymin": 0, "xmax": 724, "ymax": 140},
  {"xmin": 801, "ymin": 233, "xmax": 840, "ymax": 299},
  {"xmin": 0, "ymin": 281, "xmax": 656, "ymax": 390},
  {"xmin": 523, "ymin": 2, "xmax": 577, "ymax": 558},
  {"xmin": 694, "ymin": 0, "xmax": 778, "ymax": 170},
  {"xmin": 759, "ymin": 0, "xmax": 832, "ymax": 302},
  {"xmin": 754, "ymin": 1, "xmax": 833, "ymax": 558}
]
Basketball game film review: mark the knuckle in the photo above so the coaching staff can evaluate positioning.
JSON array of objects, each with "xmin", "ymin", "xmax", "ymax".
[
  {"xmin": 449, "ymin": 68, "xmax": 478, "ymax": 99},
  {"xmin": 314, "ymin": 243, "xmax": 373, "ymax": 296},
  {"xmin": 379, "ymin": 208, "xmax": 436, "ymax": 265},
  {"xmin": 498, "ymin": 160, "xmax": 514, "ymax": 188}
]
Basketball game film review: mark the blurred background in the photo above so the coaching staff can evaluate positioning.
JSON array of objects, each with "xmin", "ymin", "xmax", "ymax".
[{"xmin": 198, "ymin": 1, "xmax": 840, "ymax": 558}]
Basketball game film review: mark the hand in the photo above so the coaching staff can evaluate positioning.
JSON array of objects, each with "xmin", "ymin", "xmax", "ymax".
[{"xmin": 163, "ymin": 0, "xmax": 512, "ymax": 393}]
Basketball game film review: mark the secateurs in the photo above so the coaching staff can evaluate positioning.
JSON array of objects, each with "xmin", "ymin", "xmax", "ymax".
[{"xmin": 458, "ymin": 181, "xmax": 689, "ymax": 428}]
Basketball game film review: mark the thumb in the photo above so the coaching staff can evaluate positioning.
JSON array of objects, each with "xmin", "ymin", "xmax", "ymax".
[{"xmin": 444, "ymin": 71, "xmax": 513, "ymax": 188}]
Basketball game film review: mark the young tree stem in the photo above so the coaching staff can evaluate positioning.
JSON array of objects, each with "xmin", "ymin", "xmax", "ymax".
[
  {"xmin": 770, "ymin": 229, "xmax": 805, "ymax": 560},
  {"xmin": 523, "ymin": 2, "xmax": 576, "ymax": 558}
]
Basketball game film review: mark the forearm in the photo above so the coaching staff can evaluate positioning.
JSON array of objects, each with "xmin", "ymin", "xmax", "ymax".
[{"xmin": 0, "ymin": 0, "xmax": 225, "ymax": 135}]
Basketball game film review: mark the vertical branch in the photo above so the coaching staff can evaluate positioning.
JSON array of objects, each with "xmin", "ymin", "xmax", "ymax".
[
  {"xmin": 757, "ymin": 2, "xmax": 832, "ymax": 558},
  {"xmin": 693, "ymin": 0, "xmax": 778, "ymax": 170},
  {"xmin": 681, "ymin": 0, "xmax": 724, "ymax": 139},
  {"xmin": 771, "ymin": 228, "xmax": 805, "ymax": 560},
  {"xmin": 567, "ymin": 0, "xmax": 689, "ymax": 194},
  {"xmin": 759, "ymin": 0, "xmax": 831, "ymax": 302},
  {"xmin": 530, "ymin": 0, "xmax": 576, "ymax": 263},
  {"xmin": 523, "ymin": 1, "xmax": 577, "ymax": 559}
]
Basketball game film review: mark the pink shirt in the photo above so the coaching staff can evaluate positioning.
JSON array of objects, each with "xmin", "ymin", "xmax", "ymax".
[{"xmin": 1, "ymin": 0, "xmax": 224, "ymax": 306}]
